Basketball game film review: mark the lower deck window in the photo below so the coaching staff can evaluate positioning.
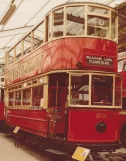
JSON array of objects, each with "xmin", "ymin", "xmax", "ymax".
[
  {"xmin": 23, "ymin": 88, "xmax": 31, "ymax": 105},
  {"xmin": 91, "ymin": 75, "xmax": 113, "ymax": 106},
  {"xmin": 70, "ymin": 75, "xmax": 89, "ymax": 105},
  {"xmin": 32, "ymin": 85, "xmax": 43, "ymax": 106},
  {"xmin": 15, "ymin": 91, "xmax": 21, "ymax": 105}
]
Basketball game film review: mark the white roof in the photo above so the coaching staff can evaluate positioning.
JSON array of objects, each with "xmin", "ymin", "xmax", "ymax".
[{"xmin": 0, "ymin": 0, "xmax": 124, "ymax": 60}]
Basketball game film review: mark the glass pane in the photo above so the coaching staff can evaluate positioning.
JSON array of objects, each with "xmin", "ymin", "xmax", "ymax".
[
  {"xmin": 118, "ymin": 60, "xmax": 123, "ymax": 72},
  {"xmin": 87, "ymin": 15, "xmax": 109, "ymax": 38},
  {"xmin": 23, "ymin": 88, "xmax": 31, "ymax": 105},
  {"xmin": 9, "ymin": 48, "xmax": 14, "ymax": 64},
  {"xmin": 111, "ymin": 11, "xmax": 116, "ymax": 40},
  {"xmin": 32, "ymin": 85, "xmax": 43, "ymax": 106},
  {"xmin": 70, "ymin": 75, "xmax": 89, "ymax": 105},
  {"xmin": 23, "ymin": 33, "xmax": 31, "ymax": 55},
  {"xmin": 16, "ymin": 41, "xmax": 22, "ymax": 60},
  {"xmin": 9, "ymin": 93, "xmax": 14, "ymax": 106},
  {"xmin": 53, "ymin": 8, "xmax": 64, "ymax": 37},
  {"xmin": 15, "ymin": 91, "xmax": 21, "ymax": 105},
  {"xmin": 91, "ymin": 75, "xmax": 113, "ymax": 106},
  {"xmin": 66, "ymin": 6, "xmax": 85, "ymax": 36},
  {"xmin": 115, "ymin": 77, "xmax": 121, "ymax": 106},
  {"xmin": 88, "ymin": 6, "xmax": 109, "ymax": 14},
  {"xmin": 48, "ymin": 14, "xmax": 52, "ymax": 41},
  {"xmin": 33, "ymin": 22, "xmax": 44, "ymax": 49}
]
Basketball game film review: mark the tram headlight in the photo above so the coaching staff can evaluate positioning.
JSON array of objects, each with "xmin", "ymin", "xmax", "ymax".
[{"xmin": 95, "ymin": 121, "xmax": 107, "ymax": 133}]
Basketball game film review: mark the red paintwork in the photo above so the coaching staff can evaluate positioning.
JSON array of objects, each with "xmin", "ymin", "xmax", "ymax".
[
  {"xmin": 0, "ymin": 102, "xmax": 4, "ymax": 121},
  {"xmin": 7, "ymin": 109, "xmax": 48, "ymax": 137},
  {"xmin": 68, "ymin": 108, "xmax": 121, "ymax": 143},
  {"xmin": 5, "ymin": 37, "xmax": 120, "ymax": 147},
  {"xmin": 5, "ymin": 37, "xmax": 117, "ymax": 86}
]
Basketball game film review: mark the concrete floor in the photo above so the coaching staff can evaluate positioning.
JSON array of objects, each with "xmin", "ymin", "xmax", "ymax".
[{"xmin": 0, "ymin": 133, "xmax": 51, "ymax": 161}]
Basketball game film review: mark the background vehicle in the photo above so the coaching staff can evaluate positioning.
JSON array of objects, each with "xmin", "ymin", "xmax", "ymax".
[
  {"xmin": 4, "ymin": 2, "xmax": 121, "ymax": 153},
  {"xmin": 118, "ymin": 54, "xmax": 126, "ymax": 147}
]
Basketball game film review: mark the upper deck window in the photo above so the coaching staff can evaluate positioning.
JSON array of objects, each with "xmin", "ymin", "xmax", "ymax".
[
  {"xmin": 53, "ymin": 8, "xmax": 64, "ymax": 37},
  {"xmin": 118, "ymin": 60, "xmax": 123, "ymax": 72},
  {"xmin": 87, "ymin": 15, "xmax": 109, "ymax": 38},
  {"xmin": 23, "ymin": 33, "xmax": 31, "ymax": 55},
  {"xmin": 16, "ymin": 41, "xmax": 22, "ymax": 60},
  {"xmin": 111, "ymin": 11, "xmax": 116, "ymax": 40},
  {"xmin": 88, "ymin": 6, "xmax": 109, "ymax": 14},
  {"xmin": 33, "ymin": 22, "xmax": 44, "ymax": 49},
  {"xmin": 9, "ymin": 48, "xmax": 15, "ymax": 64},
  {"xmin": 66, "ymin": 6, "xmax": 85, "ymax": 36}
]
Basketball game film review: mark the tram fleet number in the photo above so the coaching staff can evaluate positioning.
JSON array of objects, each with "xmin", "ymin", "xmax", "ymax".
[{"xmin": 96, "ymin": 113, "xmax": 106, "ymax": 118}]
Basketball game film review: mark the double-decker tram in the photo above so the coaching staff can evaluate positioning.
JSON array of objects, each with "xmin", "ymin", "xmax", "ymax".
[
  {"xmin": 118, "ymin": 54, "xmax": 126, "ymax": 147},
  {"xmin": 4, "ymin": 2, "xmax": 122, "ymax": 153}
]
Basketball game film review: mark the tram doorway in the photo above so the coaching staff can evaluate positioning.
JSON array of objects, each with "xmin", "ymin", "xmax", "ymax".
[{"xmin": 48, "ymin": 73, "xmax": 68, "ymax": 138}]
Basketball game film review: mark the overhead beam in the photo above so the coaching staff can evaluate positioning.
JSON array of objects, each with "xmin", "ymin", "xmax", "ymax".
[
  {"xmin": 0, "ymin": 47, "xmax": 10, "ymax": 53},
  {"xmin": 0, "ymin": 25, "xmax": 33, "ymax": 38}
]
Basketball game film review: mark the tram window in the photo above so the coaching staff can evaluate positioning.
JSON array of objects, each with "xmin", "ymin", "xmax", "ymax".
[
  {"xmin": 53, "ymin": 8, "xmax": 64, "ymax": 37},
  {"xmin": 115, "ymin": 77, "xmax": 121, "ymax": 106},
  {"xmin": 45, "ymin": 14, "xmax": 52, "ymax": 42},
  {"xmin": 66, "ymin": 6, "xmax": 85, "ymax": 36},
  {"xmin": 23, "ymin": 88, "xmax": 31, "ymax": 105},
  {"xmin": 15, "ymin": 91, "xmax": 21, "ymax": 105},
  {"xmin": 91, "ymin": 75, "xmax": 113, "ymax": 106},
  {"xmin": 32, "ymin": 85, "xmax": 43, "ymax": 106},
  {"xmin": 88, "ymin": 6, "xmax": 109, "ymax": 14},
  {"xmin": 124, "ymin": 63, "xmax": 126, "ymax": 71},
  {"xmin": 111, "ymin": 11, "xmax": 116, "ymax": 40},
  {"xmin": 9, "ymin": 92, "xmax": 14, "ymax": 106},
  {"xmin": 70, "ymin": 75, "xmax": 89, "ymax": 105},
  {"xmin": 118, "ymin": 60, "xmax": 123, "ymax": 72},
  {"xmin": 9, "ymin": 48, "xmax": 15, "ymax": 64},
  {"xmin": 16, "ymin": 41, "xmax": 22, "ymax": 60},
  {"xmin": 23, "ymin": 33, "xmax": 31, "ymax": 55},
  {"xmin": 33, "ymin": 22, "xmax": 44, "ymax": 49},
  {"xmin": 122, "ymin": 98, "xmax": 126, "ymax": 110},
  {"xmin": 87, "ymin": 16, "xmax": 109, "ymax": 38}
]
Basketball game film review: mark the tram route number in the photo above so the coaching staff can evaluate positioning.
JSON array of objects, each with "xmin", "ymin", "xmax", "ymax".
[{"xmin": 96, "ymin": 113, "xmax": 106, "ymax": 118}]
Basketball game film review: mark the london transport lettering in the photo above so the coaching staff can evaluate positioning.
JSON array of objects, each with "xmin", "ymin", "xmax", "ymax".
[{"xmin": 86, "ymin": 56, "xmax": 113, "ymax": 66}]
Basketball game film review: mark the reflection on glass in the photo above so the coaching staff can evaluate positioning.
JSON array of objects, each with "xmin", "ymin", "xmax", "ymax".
[
  {"xmin": 33, "ymin": 22, "xmax": 44, "ymax": 49},
  {"xmin": 111, "ymin": 11, "xmax": 116, "ymax": 40},
  {"xmin": 23, "ymin": 33, "xmax": 31, "ymax": 55},
  {"xmin": 15, "ymin": 91, "xmax": 21, "ymax": 105},
  {"xmin": 115, "ymin": 77, "xmax": 121, "ymax": 106},
  {"xmin": 91, "ymin": 75, "xmax": 113, "ymax": 106},
  {"xmin": 9, "ymin": 93, "xmax": 14, "ymax": 106},
  {"xmin": 118, "ymin": 60, "xmax": 123, "ymax": 72},
  {"xmin": 88, "ymin": 6, "xmax": 108, "ymax": 14},
  {"xmin": 53, "ymin": 8, "xmax": 64, "ymax": 37},
  {"xmin": 23, "ymin": 88, "xmax": 31, "ymax": 105},
  {"xmin": 70, "ymin": 75, "xmax": 89, "ymax": 105},
  {"xmin": 87, "ymin": 16, "xmax": 109, "ymax": 38},
  {"xmin": 66, "ymin": 6, "xmax": 85, "ymax": 36},
  {"xmin": 16, "ymin": 41, "xmax": 22, "ymax": 60},
  {"xmin": 32, "ymin": 85, "xmax": 43, "ymax": 106}
]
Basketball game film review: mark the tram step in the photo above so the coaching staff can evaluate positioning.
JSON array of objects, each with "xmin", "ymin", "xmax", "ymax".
[{"xmin": 45, "ymin": 149, "xmax": 68, "ymax": 156}]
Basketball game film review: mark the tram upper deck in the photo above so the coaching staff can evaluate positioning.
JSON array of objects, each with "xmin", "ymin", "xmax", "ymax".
[{"xmin": 5, "ymin": 2, "xmax": 118, "ymax": 85}]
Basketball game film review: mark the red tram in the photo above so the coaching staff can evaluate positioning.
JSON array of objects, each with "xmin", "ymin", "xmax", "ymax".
[{"xmin": 4, "ymin": 2, "xmax": 122, "ymax": 152}]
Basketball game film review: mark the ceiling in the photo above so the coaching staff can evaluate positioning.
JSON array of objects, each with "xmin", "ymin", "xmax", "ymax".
[{"xmin": 0, "ymin": 0, "xmax": 125, "ymax": 60}]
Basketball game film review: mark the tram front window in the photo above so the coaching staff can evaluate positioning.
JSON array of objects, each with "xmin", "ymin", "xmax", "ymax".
[
  {"xmin": 70, "ymin": 75, "xmax": 89, "ymax": 105},
  {"xmin": 91, "ymin": 75, "xmax": 113, "ymax": 106}
]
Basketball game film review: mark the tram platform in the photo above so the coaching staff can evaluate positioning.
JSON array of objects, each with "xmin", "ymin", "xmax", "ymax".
[{"xmin": 0, "ymin": 133, "xmax": 51, "ymax": 161}]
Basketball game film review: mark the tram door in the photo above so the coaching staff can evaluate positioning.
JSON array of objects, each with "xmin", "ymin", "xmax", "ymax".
[{"xmin": 48, "ymin": 73, "xmax": 68, "ymax": 138}]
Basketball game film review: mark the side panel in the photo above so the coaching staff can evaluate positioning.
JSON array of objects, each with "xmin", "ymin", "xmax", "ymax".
[
  {"xmin": 7, "ymin": 109, "xmax": 48, "ymax": 137},
  {"xmin": 68, "ymin": 108, "xmax": 120, "ymax": 143},
  {"xmin": 5, "ymin": 38, "xmax": 117, "ymax": 86}
]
